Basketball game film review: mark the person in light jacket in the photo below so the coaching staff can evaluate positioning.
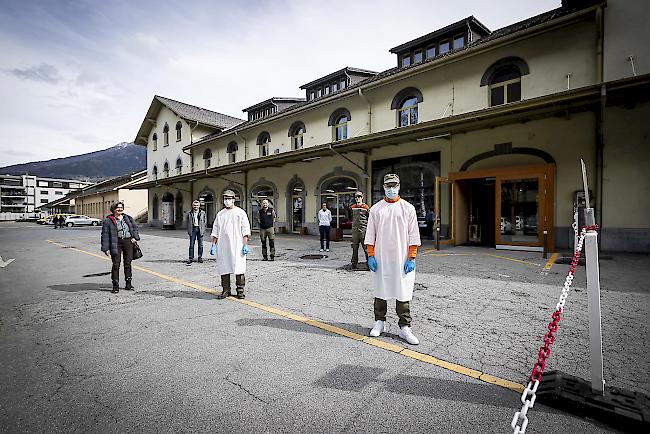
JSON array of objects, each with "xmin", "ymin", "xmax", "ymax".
[
  {"xmin": 186, "ymin": 200, "xmax": 207, "ymax": 264},
  {"xmin": 101, "ymin": 201, "xmax": 140, "ymax": 293},
  {"xmin": 317, "ymin": 203, "xmax": 332, "ymax": 252}
]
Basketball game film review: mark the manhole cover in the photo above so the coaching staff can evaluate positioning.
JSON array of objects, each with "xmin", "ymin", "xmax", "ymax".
[{"xmin": 300, "ymin": 254, "xmax": 327, "ymax": 260}]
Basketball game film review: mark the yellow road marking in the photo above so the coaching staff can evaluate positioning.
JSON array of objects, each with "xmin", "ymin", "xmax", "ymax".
[
  {"xmin": 483, "ymin": 253, "xmax": 540, "ymax": 267},
  {"xmin": 47, "ymin": 239, "xmax": 525, "ymax": 393},
  {"xmin": 542, "ymin": 253, "xmax": 559, "ymax": 274}
]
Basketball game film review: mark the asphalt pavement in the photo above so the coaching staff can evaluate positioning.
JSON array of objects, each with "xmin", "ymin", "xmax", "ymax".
[{"xmin": 1, "ymin": 221, "xmax": 648, "ymax": 433}]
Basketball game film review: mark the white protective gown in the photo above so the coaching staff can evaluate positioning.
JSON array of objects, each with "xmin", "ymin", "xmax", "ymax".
[
  {"xmin": 211, "ymin": 206, "xmax": 251, "ymax": 275},
  {"xmin": 364, "ymin": 198, "xmax": 421, "ymax": 301}
]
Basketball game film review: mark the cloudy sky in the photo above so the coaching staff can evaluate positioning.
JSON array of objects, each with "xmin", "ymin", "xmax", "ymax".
[{"xmin": 0, "ymin": 0, "xmax": 560, "ymax": 166}]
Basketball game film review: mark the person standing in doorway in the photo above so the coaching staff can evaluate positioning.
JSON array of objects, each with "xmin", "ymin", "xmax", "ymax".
[
  {"xmin": 350, "ymin": 191, "xmax": 369, "ymax": 269},
  {"xmin": 258, "ymin": 199, "xmax": 276, "ymax": 261},
  {"xmin": 318, "ymin": 202, "xmax": 332, "ymax": 252},
  {"xmin": 101, "ymin": 201, "xmax": 140, "ymax": 294},
  {"xmin": 211, "ymin": 190, "xmax": 251, "ymax": 299},
  {"xmin": 186, "ymin": 200, "xmax": 207, "ymax": 264},
  {"xmin": 365, "ymin": 173, "xmax": 422, "ymax": 345}
]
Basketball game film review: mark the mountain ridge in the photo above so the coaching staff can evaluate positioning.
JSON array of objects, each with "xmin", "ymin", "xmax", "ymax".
[{"xmin": 0, "ymin": 143, "xmax": 146, "ymax": 181}]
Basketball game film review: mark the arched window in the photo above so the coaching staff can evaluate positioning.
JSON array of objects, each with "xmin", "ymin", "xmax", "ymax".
[
  {"xmin": 250, "ymin": 184, "xmax": 275, "ymax": 230},
  {"xmin": 163, "ymin": 123, "xmax": 170, "ymax": 146},
  {"xmin": 257, "ymin": 132, "xmax": 271, "ymax": 157},
  {"xmin": 152, "ymin": 165, "xmax": 158, "ymax": 180},
  {"xmin": 163, "ymin": 161, "xmax": 169, "ymax": 177},
  {"xmin": 320, "ymin": 177, "xmax": 357, "ymax": 230},
  {"xmin": 152, "ymin": 133, "xmax": 158, "ymax": 151},
  {"xmin": 203, "ymin": 148, "xmax": 212, "ymax": 169},
  {"xmin": 227, "ymin": 141, "xmax": 238, "ymax": 163},
  {"xmin": 175, "ymin": 121, "xmax": 182, "ymax": 141},
  {"xmin": 481, "ymin": 57, "xmax": 528, "ymax": 107},
  {"xmin": 328, "ymin": 108, "xmax": 351, "ymax": 141},
  {"xmin": 175, "ymin": 157, "xmax": 183, "ymax": 175},
  {"xmin": 288, "ymin": 121, "xmax": 306, "ymax": 150},
  {"xmin": 391, "ymin": 87, "xmax": 423, "ymax": 127}
]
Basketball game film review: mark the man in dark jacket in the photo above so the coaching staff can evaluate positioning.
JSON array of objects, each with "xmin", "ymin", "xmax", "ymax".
[
  {"xmin": 258, "ymin": 199, "xmax": 276, "ymax": 261},
  {"xmin": 186, "ymin": 200, "xmax": 207, "ymax": 264},
  {"xmin": 101, "ymin": 202, "xmax": 140, "ymax": 293}
]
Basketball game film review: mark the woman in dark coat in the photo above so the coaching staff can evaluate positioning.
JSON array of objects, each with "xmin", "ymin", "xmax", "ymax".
[{"xmin": 101, "ymin": 201, "xmax": 140, "ymax": 293}]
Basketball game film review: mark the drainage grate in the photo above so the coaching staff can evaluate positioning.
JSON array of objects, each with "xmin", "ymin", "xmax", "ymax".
[{"xmin": 300, "ymin": 254, "xmax": 327, "ymax": 260}]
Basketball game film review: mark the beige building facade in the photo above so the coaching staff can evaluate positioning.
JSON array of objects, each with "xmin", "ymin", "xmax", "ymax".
[
  {"xmin": 74, "ymin": 171, "xmax": 148, "ymax": 220},
  {"xmin": 134, "ymin": 0, "xmax": 650, "ymax": 252}
]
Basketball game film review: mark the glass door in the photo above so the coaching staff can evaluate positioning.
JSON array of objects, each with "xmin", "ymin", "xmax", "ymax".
[
  {"xmin": 435, "ymin": 176, "xmax": 454, "ymax": 248},
  {"xmin": 496, "ymin": 175, "xmax": 543, "ymax": 246}
]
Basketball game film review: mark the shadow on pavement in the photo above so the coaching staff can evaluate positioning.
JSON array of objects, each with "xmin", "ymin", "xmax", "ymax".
[
  {"xmin": 48, "ymin": 283, "xmax": 113, "ymax": 292},
  {"xmin": 235, "ymin": 317, "xmax": 332, "ymax": 336},
  {"xmin": 82, "ymin": 271, "xmax": 112, "ymax": 277},
  {"xmin": 136, "ymin": 290, "xmax": 216, "ymax": 300}
]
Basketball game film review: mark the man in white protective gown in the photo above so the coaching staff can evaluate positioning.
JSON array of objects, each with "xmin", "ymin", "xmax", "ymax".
[
  {"xmin": 364, "ymin": 173, "xmax": 422, "ymax": 345},
  {"xmin": 211, "ymin": 190, "xmax": 251, "ymax": 299}
]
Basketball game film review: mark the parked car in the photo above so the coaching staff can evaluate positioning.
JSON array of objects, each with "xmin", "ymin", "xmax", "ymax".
[
  {"xmin": 524, "ymin": 215, "xmax": 538, "ymax": 235},
  {"xmin": 500, "ymin": 217, "xmax": 512, "ymax": 234},
  {"xmin": 64, "ymin": 215, "xmax": 101, "ymax": 227}
]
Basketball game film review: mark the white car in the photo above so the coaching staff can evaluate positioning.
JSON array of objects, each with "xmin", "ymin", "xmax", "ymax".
[{"xmin": 64, "ymin": 215, "xmax": 101, "ymax": 227}]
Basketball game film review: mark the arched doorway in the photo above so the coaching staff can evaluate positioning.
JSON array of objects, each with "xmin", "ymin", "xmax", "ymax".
[
  {"xmin": 199, "ymin": 191, "xmax": 215, "ymax": 229},
  {"xmin": 290, "ymin": 181, "xmax": 305, "ymax": 233},
  {"xmin": 161, "ymin": 192, "xmax": 175, "ymax": 229},
  {"xmin": 175, "ymin": 192, "xmax": 183, "ymax": 227},
  {"xmin": 152, "ymin": 194, "xmax": 159, "ymax": 220},
  {"xmin": 250, "ymin": 184, "xmax": 275, "ymax": 230},
  {"xmin": 320, "ymin": 176, "xmax": 357, "ymax": 235}
]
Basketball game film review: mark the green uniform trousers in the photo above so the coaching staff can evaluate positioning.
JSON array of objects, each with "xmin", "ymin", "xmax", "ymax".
[
  {"xmin": 374, "ymin": 297, "xmax": 411, "ymax": 328},
  {"xmin": 351, "ymin": 230, "xmax": 368, "ymax": 266},
  {"xmin": 221, "ymin": 274, "xmax": 245, "ymax": 295},
  {"xmin": 259, "ymin": 227, "xmax": 275, "ymax": 259}
]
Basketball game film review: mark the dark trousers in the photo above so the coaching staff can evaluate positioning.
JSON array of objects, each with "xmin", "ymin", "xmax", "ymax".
[
  {"xmin": 189, "ymin": 227, "xmax": 203, "ymax": 259},
  {"xmin": 259, "ymin": 227, "xmax": 275, "ymax": 259},
  {"xmin": 351, "ymin": 230, "xmax": 368, "ymax": 265},
  {"xmin": 111, "ymin": 238, "xmax": 134, "ymax": 283},
  {"xmin": 374, "ymin": 297, "xmax": 411, "ymax": 328},
  {"xmin": 319, "ymin": 225, "xmax": 330, "ymax": 249},
  {"xmin": 221, "ymin": 274, "xmax": 245, "ymax": 294}
]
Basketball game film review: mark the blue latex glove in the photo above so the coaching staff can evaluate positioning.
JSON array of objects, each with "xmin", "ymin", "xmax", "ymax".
[
  {"xmin": 367, "ymin": 256, "xmax": 378, "ymax": 272},
  {"xmin": 242, "ymin": 245, "xmax": 249, "ymax": 255},
  {"xmin": 404, "ymin": 259, "xmax": 416, "ymax": 274},
  {"xmin": 210, "ymin": 244, "xmax": 216, "ymax": 256}
]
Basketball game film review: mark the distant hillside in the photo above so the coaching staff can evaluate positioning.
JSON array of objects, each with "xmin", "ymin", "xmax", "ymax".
[{"xmin": 0, "ymin": 143, "xmax": 146, "ymax": 181}]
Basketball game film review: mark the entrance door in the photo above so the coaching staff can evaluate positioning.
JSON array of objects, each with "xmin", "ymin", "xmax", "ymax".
[
  {"xmin": 434, "ymin": 176, "xmax": 455, "ymax": 248},
  {"xmin": 496, "ymin": 175, "xmax": 544, "ymax": 248}
]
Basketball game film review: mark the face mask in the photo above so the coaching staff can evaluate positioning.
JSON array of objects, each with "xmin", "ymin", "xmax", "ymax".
[
  {"xmin": 384, "ymin": 187, "xmax": 399, "ymax": 199},
  {"xmin": 224, "ymin": 198, "xmax": 234, "ymax": 208}
]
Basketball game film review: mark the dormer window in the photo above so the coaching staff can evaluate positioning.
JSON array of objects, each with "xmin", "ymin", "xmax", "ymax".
[
  {"xmin": 317, "ymin": 89, "xmax": 322, "ymax": 98},
  {"xmin": 152, "ymin": 133, "xmax": 158, "ymax": 151},
  {"xmin": 175, "ymin": 121, "xmax": 182, "ymax": 141},
  {"xmin": 426, "ymin": 45, "xmax": 436, "ymax": 59},
  {"xmin": 332, "ymin": 82, "xmax": 338, "ymax": 92},
  {"xmin": 309, "ymin": 91, "xmax": 315, "ymax": 100},
  {"xmin": 453, "ymin": 34, "xmax": 465, "ymax": 49},
  {"xmin": 414, "ymin": 50, "xmax": 423, "ymax": 63},
  {"xmin": 227, "ymin": 141, "xmax": 238, "ymax": 163},
  {"xmin": 340, "ymin": 79, "xmax": 346, "ymax": 89},
  {"xmin": 439, "ymin": 40, "xmax": 450, "ymax": 54},
  {"xmin": 401, "ymin": 54, "xmax": 411, "ymax": 67},
  {"xmin": 163, "ymin": 123, "xmax": 169, "ymax": 146},
  {"xmin": 324, "ymin": 86, "xmax": 330, "ymax": 95}
]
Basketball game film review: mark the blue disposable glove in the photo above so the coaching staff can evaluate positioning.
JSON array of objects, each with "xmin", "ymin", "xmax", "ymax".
[
  {"xmin": 404, "ymin": 259, "xmax": 416, "ymax": 274},
  {"xmin": 367, "ymin": 256, "xmax": 378, "ymax": 272},
  {"xmin": 210, "ymin": 244, "xmax": 216, "ymax": 256},
  {"xmin": 242, "ymin": 245, "xmax": 249, "ymax": 255}
]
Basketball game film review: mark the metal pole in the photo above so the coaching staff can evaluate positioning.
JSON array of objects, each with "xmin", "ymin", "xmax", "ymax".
[
  {"xmin": 543, "ymin": 230, "xmax": 548, "ymax": 259},
  {"xmin": 585, "ymin": 227, "xmax": 605, "ymax": 394}
]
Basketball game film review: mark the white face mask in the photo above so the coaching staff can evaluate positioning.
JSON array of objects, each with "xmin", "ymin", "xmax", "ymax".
[
  {"xmin": 223, "ymin": 198, "xmax": 234, "ymax": 208},
  {"xmin": 384, "ymin": 187, "xmax": 399, "ymax": 199}
]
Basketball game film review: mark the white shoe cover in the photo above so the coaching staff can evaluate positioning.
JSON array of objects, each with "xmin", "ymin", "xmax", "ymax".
[
  {"xmin": 399, "ymin": 326, "xmax": 420, "ymax": 345},
  {"xmin": 369, "ymin": 320, "xmax": 386, "ymax": 337}
]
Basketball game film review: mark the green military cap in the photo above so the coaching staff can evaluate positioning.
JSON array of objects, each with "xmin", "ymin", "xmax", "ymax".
[{"xmin": 222, "ymin": 189, "xmax": 236, "ymax": 198}]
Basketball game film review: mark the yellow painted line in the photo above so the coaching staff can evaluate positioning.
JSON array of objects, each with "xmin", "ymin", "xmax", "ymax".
[
  {"xmin": 483, "ymin": 253, "xmax": 540, "ymax": 267},
  {"xmin": 47, "ymin": 239, "xmax": 525, "ymax": 393},
  {"xmin": 542, "ymin": 253, "xmax": 559, "ymax": 273}
]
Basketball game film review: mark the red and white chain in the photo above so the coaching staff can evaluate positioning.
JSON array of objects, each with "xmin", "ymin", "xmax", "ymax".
[{"xmin": 511, "ymin": 225, "xmax": 598, "ymax": 434}]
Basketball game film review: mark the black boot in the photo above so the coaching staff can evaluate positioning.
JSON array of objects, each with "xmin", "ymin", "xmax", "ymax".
[
  {"xmin": 216, "ymin": 288, "xmax": 231, "ymax": 299},
  {"xmin": 111, "ymin": 281, "xmax": 119, "ymax": 294},
  {"xmin": 124, "ymin": 278, "xmax": 134, "ymax": 291}
]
